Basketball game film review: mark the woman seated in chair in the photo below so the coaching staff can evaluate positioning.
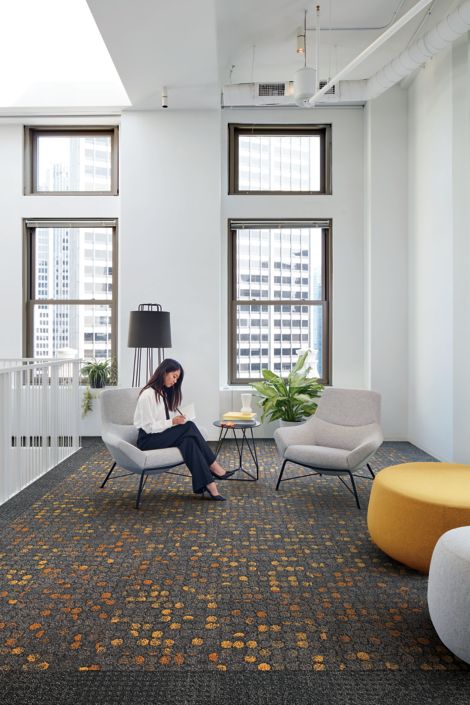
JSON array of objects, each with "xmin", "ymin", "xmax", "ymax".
[{"xmin": 134, "ymin": 358, "xmax": 234, "ymax": 501}]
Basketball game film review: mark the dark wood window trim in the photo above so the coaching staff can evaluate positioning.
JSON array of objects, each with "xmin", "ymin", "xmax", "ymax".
[
  {"xmin": 24, "ymin": 126, "xmax": 119, "ymax": 196},
  {"xmin": 228, "ymin": 123, "xmax": 332, "ymax": 195},
  {"xmin": 23, "ymin": 218, "xmax": 118, "ymax": 366},
  {"xmin": 228, "ymin": 218, "xmax": 332, "ymax": 386}
]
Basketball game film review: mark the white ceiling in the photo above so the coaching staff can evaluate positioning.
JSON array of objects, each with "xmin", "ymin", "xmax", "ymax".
[
  {"xmin": 0, "ymin": 0, "xmax": 463, "ymax": 113},
  {"xmin": 86, "ymin": 0, "xmax": 462, "ymax": 110}
]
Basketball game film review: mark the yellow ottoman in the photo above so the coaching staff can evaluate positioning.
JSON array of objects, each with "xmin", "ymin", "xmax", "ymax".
[{"xmin": 367, "ymin": 463, "xmax": 470, "ymax": 573}]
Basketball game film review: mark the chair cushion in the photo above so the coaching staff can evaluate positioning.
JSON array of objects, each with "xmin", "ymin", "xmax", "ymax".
[
  {"xmin": 285, "ymin": 444, "xmax": 350, "ymax": 470},
  {"xmin": 142, "ymin": 446, "xmax": 184, "ymax": 469},
  {"xmin": 313, "ymin": 418, "xmax": 377, "ymax": 451}
]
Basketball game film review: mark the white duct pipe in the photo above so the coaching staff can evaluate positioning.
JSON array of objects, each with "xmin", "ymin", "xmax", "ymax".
[
  {"xmin": 308, "ymin": 0, "xmax": 434, "ymax": 104},
  {"xmin": 366, "ymin": 0, "xmax": 470, "ymax": 98}
]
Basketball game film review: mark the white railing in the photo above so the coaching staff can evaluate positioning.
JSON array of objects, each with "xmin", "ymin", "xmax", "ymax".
[{"xmin": 0, "ymin": 358, "xmax": 80, "ymax": 505}]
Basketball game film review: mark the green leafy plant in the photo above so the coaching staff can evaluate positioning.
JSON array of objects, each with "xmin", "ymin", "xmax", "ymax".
[
  {"xmin": 81, "ymin": 386, "xmax": 95, "ymax": 417},
  {"xmin": 251, "ymin": 351, "xmax": 324, "ymax": 423},
  {"xmin": 81, "ymin": 359, "xmax": 111, "ymax": 389},
  {"xmin": 108, "ymin": 357, "xmax": 118, "ymax": 386}
]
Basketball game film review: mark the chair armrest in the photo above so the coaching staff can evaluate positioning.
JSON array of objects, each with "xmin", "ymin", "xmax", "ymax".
[
  {"xmin": 102, "ymin": 431, "xmax": 145, "ymax": 472},
  {"xmin": 347, "ymin": 426, "xmax": 383, "ymax": 470},
  {"xmin": 274, "ymin": 421, "xmax": 313, "ymax": 457}
]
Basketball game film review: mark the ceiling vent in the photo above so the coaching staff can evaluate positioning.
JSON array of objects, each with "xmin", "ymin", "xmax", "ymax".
[
  {"xmin": 319, "ymin": 80, "xmax": 335, "ymax": 95},
  {"xmin": 222, "ymin": 82, "xmax": 295, "ymax": 107},
  {"xmin": 258, "ymin": 82, "xmax": 287, "ymax": 97}
]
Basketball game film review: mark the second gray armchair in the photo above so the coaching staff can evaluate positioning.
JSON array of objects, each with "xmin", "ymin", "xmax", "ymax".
[{"xmin": 273, "ymin": 387, "xmax": 383, "ymax": 509}]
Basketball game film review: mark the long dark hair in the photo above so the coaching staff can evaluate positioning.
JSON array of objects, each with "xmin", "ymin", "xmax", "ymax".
[{"xmin": 140, "ymin": 358, "xmax": 184, "ymax": 411}]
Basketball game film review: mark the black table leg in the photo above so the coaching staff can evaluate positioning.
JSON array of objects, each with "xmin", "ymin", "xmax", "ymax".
[{"xmin": 213, "ymin": 425, "xmax": 259, "ymax": 481}]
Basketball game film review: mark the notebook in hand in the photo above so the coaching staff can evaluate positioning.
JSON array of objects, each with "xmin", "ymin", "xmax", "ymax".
[{"xmin": 180, "ymin": 403, "xmax": 196, "ymax": 421}]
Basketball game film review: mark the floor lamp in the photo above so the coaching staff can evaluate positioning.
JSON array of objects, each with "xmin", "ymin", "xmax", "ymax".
[{"xmin": 128, "ymin": 304, "xmax": 172, "ymax": 387}]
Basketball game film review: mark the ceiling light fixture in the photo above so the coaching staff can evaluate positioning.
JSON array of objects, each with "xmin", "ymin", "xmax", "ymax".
[
  {"xmin": 296, "ymin": 26, "xmax": 306, "ymax": 54},
  {"xmin": 293, "ymin": 7, "xmax": 318, "ymax": 107}
]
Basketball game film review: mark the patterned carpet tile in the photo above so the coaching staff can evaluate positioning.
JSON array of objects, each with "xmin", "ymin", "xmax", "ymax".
[{"xmin": 0, "ymin": 440, "xmax": 467, "ymax": 673}]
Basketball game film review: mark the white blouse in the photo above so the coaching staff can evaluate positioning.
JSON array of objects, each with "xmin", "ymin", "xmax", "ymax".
[{"xmin": 133, "ymin": 388, "xmax": 177, "ymax": 434}]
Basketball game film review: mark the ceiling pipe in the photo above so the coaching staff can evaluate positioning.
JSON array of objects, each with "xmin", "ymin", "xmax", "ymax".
[
  {"xmin": 366, "ymin": 0, "xmax": 470, "ymax": 98},
  {"xmin": 308, "ymin": 0, "xmax": 434, "ymax": 105}
]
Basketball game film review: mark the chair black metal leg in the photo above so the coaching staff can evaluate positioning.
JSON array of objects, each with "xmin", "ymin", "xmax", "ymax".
[
  {"xmin": 136, "ymin": 472, "xmax": 146, "ymax": 509},
  {"xmin": 348, "ymin": 471, "xmax": 361, "ymax": 509},
  {"xmin": 101, "ymin": 461, "xmax": 116, "ymax": 488},
  {"xmin": 367, "ymin": 462, "xmax": 375, "ymax": 479},
  {"xmin": 276, "ymin": 459, "xmax": 288, "ymax": 490}
]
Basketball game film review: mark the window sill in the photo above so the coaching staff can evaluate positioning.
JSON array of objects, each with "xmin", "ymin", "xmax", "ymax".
[{"xmin": 220, "ymin": 385, "xmax": 253, "ymax": 392}]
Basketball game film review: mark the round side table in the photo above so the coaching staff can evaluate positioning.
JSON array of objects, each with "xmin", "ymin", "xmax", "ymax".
[{"xmin": 213, "ymin": 420, "xmax": 260, "ymax": 481}]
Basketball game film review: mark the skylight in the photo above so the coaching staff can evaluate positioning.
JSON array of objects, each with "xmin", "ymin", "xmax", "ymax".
[{"xmin": 0, "ymin": 0, "xmax": 130, "ymax": 108}]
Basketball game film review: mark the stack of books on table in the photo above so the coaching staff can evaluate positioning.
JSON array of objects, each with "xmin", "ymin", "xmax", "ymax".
[{"xmin": 220, "ymin": 411, "xmax": 257, "ymax": 426}]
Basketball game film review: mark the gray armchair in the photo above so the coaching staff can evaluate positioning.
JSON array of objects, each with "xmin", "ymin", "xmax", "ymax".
[
  {"xmin": 273, "ymin": 388, "xmax": 383, "ymax": 509},
  {"xmin": 100, "ymin": 387, "xmax": 186, "ymax": 508}
]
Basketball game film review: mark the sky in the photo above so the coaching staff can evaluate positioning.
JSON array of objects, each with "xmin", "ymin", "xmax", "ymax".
[{"xmin": 0, "ymin": 0, "xmax": 130, "ymax": 107}]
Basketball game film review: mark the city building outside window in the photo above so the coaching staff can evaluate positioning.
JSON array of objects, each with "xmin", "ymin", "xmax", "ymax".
[
  {"xmin": 24, "ymin": 126, "xmax": 119, "ymax": 195},
  {"xmin": 228, "ymin": 124, "xmax": 331, "ymax": 195},
  {"xmin": 229, "ymin": 220, "xmax": 331, "ymax": 384},
  {"xmin": 24, "ymin": 220, "xmax": 117, "ymax": 363}
]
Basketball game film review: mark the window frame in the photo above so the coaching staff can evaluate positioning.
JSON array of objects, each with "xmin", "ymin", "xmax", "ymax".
[
  {"xmin": 228, "ymin": 218, "xmax": 332, "ymax": 386},
  {"xmin": 24, "ymin": 126, "xmax": 119, "ymax": 196},
  {"xmin": 23, "ymin": 218, "xmax": 119, "ymax": 364},
  {"xmin": 228, "ymin": 123, "xmax": 332, "ymax": 195}
]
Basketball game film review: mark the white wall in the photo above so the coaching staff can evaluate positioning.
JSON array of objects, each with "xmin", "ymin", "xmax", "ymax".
[
  {"xmin": 119, "ymin": 110, "xmax": 221, "ymax": 438},
  {"xmin": 0, "ymin": 105, "xmax": 413, "ymax": 440},
  {"xmin": 408, "ymin": 37, "xmax": 470, "ymax": 462},
  {"xmin": 364, "ymin": 87, "xmax": 409, "ymax": 439},
  {"xmin": 0, "ymin": 125, "xmax": 23, "ymax": 357}
]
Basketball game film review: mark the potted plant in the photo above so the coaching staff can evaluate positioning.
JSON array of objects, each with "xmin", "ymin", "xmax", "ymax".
[
  {"xmin": 81, "ymin": 359, "xmax": 111, "ymax": 389},
  {"xmin": 81, "ymin": 386, "xmax": 95, "ymax": 418},
  {"xmin": 251, "ymin": 350, "xmax": 323, "ymax": 424}
]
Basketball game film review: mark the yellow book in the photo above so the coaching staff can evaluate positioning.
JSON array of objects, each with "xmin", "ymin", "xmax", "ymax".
[{"xmin": 222, "ymin": 411, "xmax": 256, "ymax": 420}]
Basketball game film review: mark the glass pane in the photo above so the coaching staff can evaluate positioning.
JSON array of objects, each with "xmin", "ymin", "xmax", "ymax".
[
  {"xmin": 238, "ymin": 134, "xmax": 320, "ymax": 191},
  {"xmin": 32, "ymin": 304, "xmax": 112, "ymax": 361},
  {"xmin": 34, "ymin": 227, "xmax": 113, "ymax": 301},
  {"xmin": 36, "ymin": 134, "xmax": 112, "ymax": 192},
  {"xmin": 235, "ymin": 304, "xmax": 323, "ymax": 379},
  {"xmin": 235, "ymin": 227, "xmax": 322, "ymax": 301}
]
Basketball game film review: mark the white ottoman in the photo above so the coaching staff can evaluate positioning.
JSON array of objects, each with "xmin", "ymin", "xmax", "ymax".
[{"xmin": 428, "ymin": 526, "xmax": 470, "ymax": 664}]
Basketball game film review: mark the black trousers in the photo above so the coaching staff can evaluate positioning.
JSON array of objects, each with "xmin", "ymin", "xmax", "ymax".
[{"xmin": 137, "ymin": 421, "xmax": 216, "ymax": 493}]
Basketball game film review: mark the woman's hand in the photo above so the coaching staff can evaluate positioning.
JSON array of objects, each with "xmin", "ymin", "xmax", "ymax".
[{"xmin": 172, "ymin": 415, "xmax": 186, "ymax": 425}]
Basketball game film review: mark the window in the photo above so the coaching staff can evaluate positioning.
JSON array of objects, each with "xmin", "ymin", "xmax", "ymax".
[
  {"xmin": 24, "ymin": 220, "xmax": 118, "ymax": 363},
  {"xmin": 228, "ymin": 124, "xmax": 331, "ymax": 195},
  {"xmin": 24, "ymin": 127, "xmax": 119, "ymax": 195},
  {"xmin": 229, "ymin": 220, "xmax": 331, "ymax": 384}
]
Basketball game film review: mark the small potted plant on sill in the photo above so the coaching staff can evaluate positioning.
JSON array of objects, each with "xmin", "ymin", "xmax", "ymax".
[
  {"xmin": 251, "ymin": 350, "xmax": 323, "ymax": 425},
  {"xmin": 81, "ymin": 359, "xmax": 111, "ymax": 389},
  {"xmin": 81, "ymin": 358, "xmax": 114, "ymax": 418}
]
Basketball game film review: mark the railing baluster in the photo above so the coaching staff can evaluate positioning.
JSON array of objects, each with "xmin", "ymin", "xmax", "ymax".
[{"xmin": 0, "ymin": 358, "xmax": 81, "ymax": 505}]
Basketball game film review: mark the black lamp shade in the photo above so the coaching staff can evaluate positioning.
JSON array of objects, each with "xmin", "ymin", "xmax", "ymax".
[{"xmin": 128, "ymin": 310, "xmax": 172, "ymax": 348}]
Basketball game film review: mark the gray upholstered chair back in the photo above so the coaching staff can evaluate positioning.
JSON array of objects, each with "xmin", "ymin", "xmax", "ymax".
[
  {"xmin": 315, "ymin": 388, "xmax": 381, "ymax": 426},
  {"xmin": 101, "ymin": 387, "xmax": 141, "ymax": 444}
]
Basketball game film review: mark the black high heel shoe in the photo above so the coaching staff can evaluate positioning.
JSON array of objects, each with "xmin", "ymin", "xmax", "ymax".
[
  {"xmin": 210, "ymin": 469, "xmax": 236, "ymax": 480},
  {"xmin": 196, "ymin": 488, "xmax": 226, "ymax": 501}
]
